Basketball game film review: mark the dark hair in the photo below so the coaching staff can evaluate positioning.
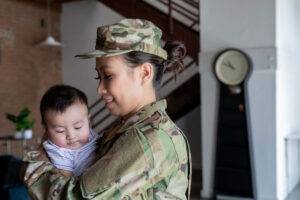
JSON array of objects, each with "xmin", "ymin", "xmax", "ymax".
[
  {"xmin": 122, "ymin": 41, "xmax": 186, "ymax": 89},
  {"xmin": 40, "ymin": 84, "xmax": 88, "ymax": 126}
]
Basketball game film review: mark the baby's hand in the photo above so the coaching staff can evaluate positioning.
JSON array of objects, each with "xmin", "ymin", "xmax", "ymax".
[{"xmin": 59, "ymin": 169, "xmax": 73, "ymax": 177}]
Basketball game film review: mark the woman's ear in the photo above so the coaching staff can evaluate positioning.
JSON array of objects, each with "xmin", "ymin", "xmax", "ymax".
[{"xmin": 139, "ymin": 62, "xmax": 153, "ymax": 85}]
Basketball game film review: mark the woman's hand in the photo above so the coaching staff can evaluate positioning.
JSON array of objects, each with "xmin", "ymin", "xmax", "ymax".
[{"xmin": 59, "ymin": 169, "xmax": 73, "ymax": 177}]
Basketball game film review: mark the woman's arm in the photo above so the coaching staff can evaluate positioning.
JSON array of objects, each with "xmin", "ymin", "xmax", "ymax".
[
  {"xmin": 23, "ymin": 151, "xmax": 73, "ymax": 200},
  {"xmin": 23, "ymin": 126, "xmax": 187, "ymax": 199}
]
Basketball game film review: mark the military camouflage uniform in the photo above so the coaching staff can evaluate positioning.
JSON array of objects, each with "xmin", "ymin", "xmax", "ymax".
[{"xmin": 23, "ymin": 100, "xmax": 191, "ymax": 199}]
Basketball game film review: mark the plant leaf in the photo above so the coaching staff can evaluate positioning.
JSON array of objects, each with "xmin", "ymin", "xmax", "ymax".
[
  {"xmin": 6, "ymin": 114, "xmax": 17, "ymax": 123},
  {"xmin": 6, "ymin": 107, "xmax": 34, "ymax": 131},
  {"xmin": 16, "ymin": 124, "xmax": 23, "ymax": 131},
  {"xmin": 18, "ymin": 107, "xmax": 30, "ymax": 119}
]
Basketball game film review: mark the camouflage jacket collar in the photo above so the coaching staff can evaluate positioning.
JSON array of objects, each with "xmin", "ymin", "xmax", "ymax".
[
  {"xmin": 102, "ymin": 99, "xmax": 167, "ymax": 143},
  {"xmin": 117, "ymin": 99, "xmax": 167, "ymax": 133}
]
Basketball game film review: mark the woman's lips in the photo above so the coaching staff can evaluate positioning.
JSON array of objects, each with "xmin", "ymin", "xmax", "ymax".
[{"xmin": 103, "ymin": 98, "xmax": 114, "ymax": 108}]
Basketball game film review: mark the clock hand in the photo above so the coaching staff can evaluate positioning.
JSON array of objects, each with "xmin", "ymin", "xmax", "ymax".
[
  {"xmin": 228, "ymin": 61, "xmax": 236, "ymax": 70},
  {"xmin": 222, "ymin": 61, "xmax": 235, "ymax": 70}
]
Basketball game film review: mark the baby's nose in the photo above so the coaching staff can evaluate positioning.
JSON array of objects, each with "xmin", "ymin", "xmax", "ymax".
[{"xmin": 66, "ymin": 132, "xmax": 76, "ymax": 140}]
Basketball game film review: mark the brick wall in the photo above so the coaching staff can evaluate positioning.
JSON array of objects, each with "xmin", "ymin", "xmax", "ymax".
[{"xmin": 0, "ymin": 0, "xmax": 62, "ymax": 156}]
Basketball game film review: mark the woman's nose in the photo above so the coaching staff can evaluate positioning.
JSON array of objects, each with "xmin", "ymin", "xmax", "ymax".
[{"xmin": 97, "ymin": 81, "xmax": 106, "ymax": 97}]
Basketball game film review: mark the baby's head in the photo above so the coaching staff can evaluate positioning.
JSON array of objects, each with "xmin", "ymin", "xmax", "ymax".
[{"xmin": 40, "ymin": 85, "xmax": 90, "ymax": 149}]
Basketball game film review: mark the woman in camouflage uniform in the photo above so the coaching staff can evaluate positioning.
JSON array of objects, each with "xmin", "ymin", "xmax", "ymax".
[{"xmin": 23, "ymin": 18, "xmax": 191, "ymax": 200}]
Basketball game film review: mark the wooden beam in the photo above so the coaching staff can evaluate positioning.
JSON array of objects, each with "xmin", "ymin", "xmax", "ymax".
[{"xmin": 12, "ymin": 0, "xmax": 62, "ymax": 12}]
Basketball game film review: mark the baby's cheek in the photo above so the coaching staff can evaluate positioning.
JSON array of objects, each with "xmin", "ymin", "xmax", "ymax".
[
  {"xmin": 81, "ymin": 137, "xmax": 89, "ymax": 144},
  {"xmin": 51, "ymin": 137, "xmax": 67, "ymax": 148},
  {"xmin": 80, "ymin": 129, "xmax": 90, "ymax": 143}
]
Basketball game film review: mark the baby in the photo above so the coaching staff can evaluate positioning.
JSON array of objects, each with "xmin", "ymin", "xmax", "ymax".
[{"xmin": 40, "ymin": 84, "xmax": 99, "ymax": 177}]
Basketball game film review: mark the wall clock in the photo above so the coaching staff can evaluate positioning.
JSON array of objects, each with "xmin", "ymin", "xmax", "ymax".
[{"xmin": 215, "ymin": 49, "xmax": 250, "ymax": 94}]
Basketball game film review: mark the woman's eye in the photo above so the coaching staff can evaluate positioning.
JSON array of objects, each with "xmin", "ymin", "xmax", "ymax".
[
  {"xmin": 95, "ymin": 74, "xmax": 111, "ymax": 81},
  {"xmin": 104, "ymin": 75, "xmax": 112, "ymax": 80},
  {"xmin": 95, "ymin": 75, "xmax": 101, "ymax": 80}
]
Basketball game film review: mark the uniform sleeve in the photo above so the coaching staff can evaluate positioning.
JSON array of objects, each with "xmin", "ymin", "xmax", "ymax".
[
  {"xmin": 23, "ymin": 127, "xmax": 182, "ymax": 199},
  {"xmin": 22, "ymin": 151, "xmax": 77, "ymax": 200}
]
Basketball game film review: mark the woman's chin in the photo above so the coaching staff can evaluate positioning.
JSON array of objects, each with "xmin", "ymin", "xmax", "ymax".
[
  {"xmin": 108, "ymin": 107, "xmax": 123, "ymax": 117},
  {"xmin": 109, "ymin": 109, "xmax": 120, "ymax": 116},
  {"xmin": 105, "ymin": 102, "xmax": 125, "ymax": 117},
  {"xmin": 106, "ymin": 104, "xmax": 116, "ymax": 114}
]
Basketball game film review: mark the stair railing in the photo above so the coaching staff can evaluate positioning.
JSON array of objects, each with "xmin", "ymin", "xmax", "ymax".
[{"xmin": 143, "ymin": 0, "xmax": 199, "ymax": 31}]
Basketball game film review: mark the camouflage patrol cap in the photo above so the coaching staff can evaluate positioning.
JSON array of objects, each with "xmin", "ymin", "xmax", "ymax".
[{"xmin": 76, "ymin": 18, "xmax": 167, "ymax": 60}]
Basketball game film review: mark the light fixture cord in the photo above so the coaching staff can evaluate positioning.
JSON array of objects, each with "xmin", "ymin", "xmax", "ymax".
[{"xmin": 47, "ymin": 0, "xmax": 51, "ymax": 36}]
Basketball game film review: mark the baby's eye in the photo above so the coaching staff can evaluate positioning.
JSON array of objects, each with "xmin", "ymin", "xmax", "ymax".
[
  {"xmin": 75, "ymin": 126, "xmax": 82, "ymax": 130},
  {"xmin": 55, "ymin": 130, "xmax": 65, "ymax": 133}
]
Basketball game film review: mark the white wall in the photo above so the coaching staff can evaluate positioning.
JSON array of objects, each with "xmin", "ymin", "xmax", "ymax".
[
  {"xmin": 200, "ymin": 0, "xmax": 278, "ymax": 199},
  {"xmin": 276, "ymin": 0, "xmax": 300, "ymax": 199},
  {"xmin": 61, "ymin": 0, "xmax": 123, "ymax": 105},
  {"xmin": 201, "ymin": 0, "xmax": 275, "ymax": 52}
]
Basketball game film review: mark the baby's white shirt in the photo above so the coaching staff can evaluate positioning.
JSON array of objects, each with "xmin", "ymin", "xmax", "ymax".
[{"xmin": 43, "ymin": 129, "xmax": 100, "ymax": 177}]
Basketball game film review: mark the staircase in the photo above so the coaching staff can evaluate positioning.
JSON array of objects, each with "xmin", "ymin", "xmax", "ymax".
[{"xmin": 142, "ymin": 0, "xmax": 199, "ymax": 32}]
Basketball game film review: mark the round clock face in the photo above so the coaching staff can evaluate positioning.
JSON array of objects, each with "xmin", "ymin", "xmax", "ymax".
[{"xmin": 214, "ymin": 49, "xmax": 250, "ymax": 85}]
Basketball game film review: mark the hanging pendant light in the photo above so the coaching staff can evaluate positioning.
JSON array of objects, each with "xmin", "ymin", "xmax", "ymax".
[{"xmin": 37, "ymin": 0, "xmax": 63, "ymax": 47}]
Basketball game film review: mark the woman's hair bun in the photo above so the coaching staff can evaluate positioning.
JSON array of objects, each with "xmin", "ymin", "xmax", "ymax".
[{"xmin": 163, "ymin": 41, "xmax": 187, "ymax": 73}]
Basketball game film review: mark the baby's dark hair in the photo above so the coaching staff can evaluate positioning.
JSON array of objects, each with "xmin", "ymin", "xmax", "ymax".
[
  {"xmin": 40, "ymin": 84, "xmax": 88, "ymax": 126},
  {"xmin": 122, "ymin": 41, "xmax": 186, "ymax": 89}
]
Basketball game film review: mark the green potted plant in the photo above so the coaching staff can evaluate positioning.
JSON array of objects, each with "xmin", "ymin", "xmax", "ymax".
[{"xmin": 6, "ymin": 107, "xmax": 34, "ymax": 139}]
